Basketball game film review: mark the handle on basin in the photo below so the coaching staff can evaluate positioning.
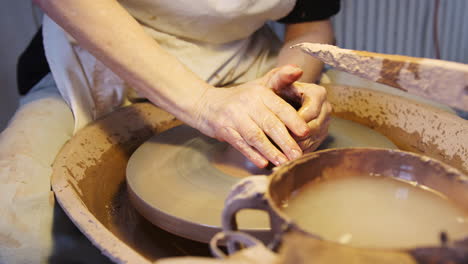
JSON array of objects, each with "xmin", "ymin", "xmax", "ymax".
[
  {"xmin": 210, "ymin": 231, "xmax": 264, "ymax": 258},
  {"xmin": 221, "ymin": 175, "xmax": 285, "ymax": 254}
]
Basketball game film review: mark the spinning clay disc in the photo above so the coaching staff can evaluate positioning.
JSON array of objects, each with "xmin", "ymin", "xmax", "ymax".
[{"xmin": 126, "ymin": 116, "xmax": 397, "ymax": 242}]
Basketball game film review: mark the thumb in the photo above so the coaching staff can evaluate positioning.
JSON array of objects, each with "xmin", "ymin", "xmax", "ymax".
[{"xmin": 266, "ymin": 65, "xmax": 303, "ymax": 92}]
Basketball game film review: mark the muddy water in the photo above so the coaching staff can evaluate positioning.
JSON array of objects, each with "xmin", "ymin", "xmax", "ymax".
[{"xmin": 283, "ymin": 174, "xmax": 468, "ymax": 249}]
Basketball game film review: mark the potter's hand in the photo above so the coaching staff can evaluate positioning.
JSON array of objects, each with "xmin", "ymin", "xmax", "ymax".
[
  {"xmin": 273, "ymin": 80, "xmax": 332, "ymax": 154},
  {"xmin": 296, "ymin": 97, "xmax": 332, "ymax": 153},
  {"xmin": 194, "ymin": 65, "xmax": 331, "ymax": 168}
]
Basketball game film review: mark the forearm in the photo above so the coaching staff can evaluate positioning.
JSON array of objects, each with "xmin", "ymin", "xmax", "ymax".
[
  {"xmin": 34, "ymin": 0, "xmax": 212, "ymax": 126},
  {"xmin": 276, "ymin": 20, "xmax": 335, "ymax": 83}
]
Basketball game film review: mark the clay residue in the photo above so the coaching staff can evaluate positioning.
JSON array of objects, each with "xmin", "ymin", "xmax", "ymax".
[
  {"xmin": 376, "ymin": 59, "xmax": 422, "ymax": 91},
  {"xmin": 407, "ymin": 62, "xmax": 421, "ymax": 80},
  {"xmin": 294, "ymin": 43, "xmax": 384, "ymax": 84},
  {"xmin": 52, "ymin": 103, "xmax": 210, "ymax": 261},
  {"xmin": 73, "ymin": 133, "xmax": 212, "ymax": 260},
  {"xmin": 0, "ymin": 233, "xmax": 21, "ymax": 248},
  {"xmin": 354, "ymin": 49, "xmax": 423, "ymax": 64},
  {"xmin": 295, "ymin": 42, "xmax": 468, "ymax": 111},
  {"xmin": 324, "ymin": 84, "xmax": 468, "ymax": 175}
]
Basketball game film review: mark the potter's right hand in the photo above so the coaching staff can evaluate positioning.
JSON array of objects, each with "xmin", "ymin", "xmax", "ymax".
[{"xmin": 192, "ymin": 65, "xmax": 328, "ymax": 168}]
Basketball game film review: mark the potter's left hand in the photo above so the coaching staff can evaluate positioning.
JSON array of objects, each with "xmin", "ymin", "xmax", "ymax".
[
  {"xmin": 268, "ymin": 71, "xmax": 332, "ymax": 154},
  {"xmin": 295, "ymin": 94, "xmax": 332, "ymax": 153},
  {"xmin": 193, "ymin": 65, "xmax": 331, "ymax": 168}
]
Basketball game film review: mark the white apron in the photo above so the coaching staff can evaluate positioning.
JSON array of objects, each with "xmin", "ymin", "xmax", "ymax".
[{"xmin": 43, "ymin": 0, "xmax": 296, "ymax": 132}]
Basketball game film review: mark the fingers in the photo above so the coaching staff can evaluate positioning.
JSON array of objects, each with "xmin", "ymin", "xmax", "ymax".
[
  {"xmin": 265, "ymin": 65, "xmax": 303, "ymax": 92},
  {"xmin": 295, "ymin": 83, "xmax": 328, "ymax": 122},
  {"xmin": 216, "ymin": 127, "xmax": 269, "ymax": 168},
  {"xmin": 262, "ymin": 92, "xmax": 310, "ymax": 138},
  {"xmin": 295, "ymin": 101, "xmax": 332, "ymax": 152},
  {"xmin": 197, "ymin": 73, "xmax": 332, "ymax": 169},
  {"xmin": 235, "ymin": 116, "xmax": 289, "ymax": 167},
  {"xmin": 303, "ymin": 101, "xmax": 332, "ymax": 136},
  {"xmin": 298, "ymin": 126, "xmax": 328, "ymax": 153},
  {"xmin": 250, "ymin": 105, "xmax": 303, "ymax": 161},
  {"xmin": 231, "ymin": 83, "xmax": 330, "ymax": 165}
]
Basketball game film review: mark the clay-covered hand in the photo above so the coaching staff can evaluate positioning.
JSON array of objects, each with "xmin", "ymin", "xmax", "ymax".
[
  {"xmin": 193, "ymin": 65, "xmax": 331, "ymax": 168},
  {"xmin": 277, "ymin": 81, "xmax": 332, "ymax": 154}
]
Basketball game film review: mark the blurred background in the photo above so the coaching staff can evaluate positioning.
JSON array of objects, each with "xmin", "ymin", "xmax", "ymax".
[
  {"xmin": 1, "ymin": 0, "xmax": 467, "ymax": 131},
  {"xmin": 1, "ymin": 1, "xmax": 42, "ymax": 131}
]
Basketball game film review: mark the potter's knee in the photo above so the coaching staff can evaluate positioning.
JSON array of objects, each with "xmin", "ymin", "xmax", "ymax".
[{"xmin": 0, "ymin": 204, "xmax": 54, "ymax": 263}]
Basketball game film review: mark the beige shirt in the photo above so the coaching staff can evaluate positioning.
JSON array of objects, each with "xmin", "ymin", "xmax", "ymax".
[{"xmin": 43, "ymin": 0, "xmax": 296, "ymax": 132}]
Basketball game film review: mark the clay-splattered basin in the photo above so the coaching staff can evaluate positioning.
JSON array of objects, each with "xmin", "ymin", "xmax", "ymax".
[
  {"xmin": 221, "ymin": 148, "xmax": 468, "ymax": 263},
  {"xmin": 51, "ymin": 84, "xmax": 468, "ymax": 263}
]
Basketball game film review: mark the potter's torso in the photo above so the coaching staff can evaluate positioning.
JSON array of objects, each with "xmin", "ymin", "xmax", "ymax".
[
  {"xmin": 119, "ymin": 0, "xmax": 294, "ymax": 44},
  {"xmin": 43, "ymin": 0, "xmax": 299, "ymax": 132}
]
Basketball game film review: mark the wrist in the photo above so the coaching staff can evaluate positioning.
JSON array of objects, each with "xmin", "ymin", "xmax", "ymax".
[
  {"xmin": 149, "ymin": 81, "xmax": 215, "ymax": 131},
  {"xmin": 183, "ymin": 85, "xmax": 216, "ymax": 133}
]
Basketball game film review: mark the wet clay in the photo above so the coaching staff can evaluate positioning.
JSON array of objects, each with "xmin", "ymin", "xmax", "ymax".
[
  {"xmin": 211, "ymin": 144, "xmax": 269, "ymax": 178},
  {"xmin": 126, "ymin": 125, "xmax": 272, "ymax": 243},
  {"xmin": 283, "ymin": 174, "xmax": 468, "ymax": 249},
  {"xmin": 126, "ymin": 116, "xmax": 396, "ymax": 242}
]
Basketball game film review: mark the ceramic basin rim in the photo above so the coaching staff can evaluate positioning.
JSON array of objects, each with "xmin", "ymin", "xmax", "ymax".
[{"xmin": 264, "ymin": 147, "xmax": 468, "ymax": 251}]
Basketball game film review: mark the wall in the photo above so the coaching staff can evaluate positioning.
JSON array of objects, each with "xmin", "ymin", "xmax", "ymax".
[{"xmin": 332, "ymin": 0, "xmax": 468, "ymax": 63}]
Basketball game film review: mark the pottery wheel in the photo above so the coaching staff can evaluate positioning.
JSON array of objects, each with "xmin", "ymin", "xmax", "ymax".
[{"xmin": 126, "ymin": 116, "xmax": 397, "ymax": 243}]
